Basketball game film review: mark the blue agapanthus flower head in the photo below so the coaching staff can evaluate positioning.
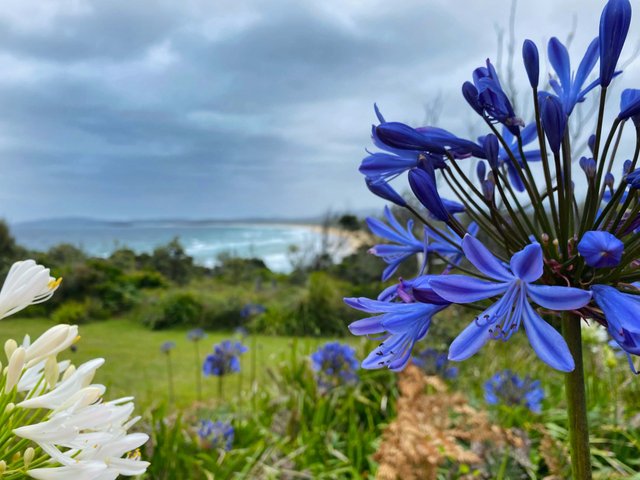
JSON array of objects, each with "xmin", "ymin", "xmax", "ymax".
[
  {"xmin": 203, "ymin": 340, "xmax": 248, "ymax": 376},
  {"xmin": 484, "ymin": 370, "xmax": 544, "ymax": 413},
  {"xmin": 412, "ymin": 347, "xmax": 458, "ymax": 379},
  {"xmin": 198, "ymin": 420, "xmax": 234, "ymax": 451},
  {"xmin": 577, "ymin": 231, "xmax": 624, "ymax": 268},
  {"xmin": 187, "ymin": 328, "xmax": 206, "ymax": 342},
  {"xmin": 310, "ymin": 342, "xmax": 359, "ymax": 389},
  {"xmin": 160, "ymin": 341, "xmax": 176, "ymax": 354}
]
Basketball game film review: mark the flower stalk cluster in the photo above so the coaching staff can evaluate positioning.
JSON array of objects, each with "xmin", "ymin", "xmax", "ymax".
[{"xmin": 0, "ymin": 260, "xmax": 149, "ymax": 480}]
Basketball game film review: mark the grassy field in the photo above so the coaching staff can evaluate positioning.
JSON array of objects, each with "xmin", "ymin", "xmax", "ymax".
[{"xmin": 0, "ymin": 316, "xmax": 347, "ymax": 408}]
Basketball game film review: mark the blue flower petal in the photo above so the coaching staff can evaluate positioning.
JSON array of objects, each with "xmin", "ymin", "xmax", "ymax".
[
  {"xmin": 527, "ymin": 284, "xmax": 593, "ymax": 310},
  {"xmin": 430, "ymin": 275, "xmax": 509, "ymax": 303},
  {"xmin": 510, "ymin": 243, "xmax": 543, "ymax": 282},
  {"xmin": 592, "ymin": 285, "xmax": 640, "ymax": 335},
  {"xmin": 448, "ymin": 298, "xmax": 508, "ymax": 361},
  {"xmin": 461, "ymin": 234, "xmax": 513, "ymax": 281},
  {"xmin": 522, "ymin": 301, "xmax": 574, "ymax": 371},
  {"xmin": 548, "ymin": 37, "xmax": 571, "ymax": 89},
  {"xmin": 571, "ymin": 38, "xmax": 599, "ymax": 106}
]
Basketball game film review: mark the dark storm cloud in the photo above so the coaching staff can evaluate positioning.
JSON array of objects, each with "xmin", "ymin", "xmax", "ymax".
[{"xmin": 0, "ymin": 0, "xmax": 629, "ymax": 221}]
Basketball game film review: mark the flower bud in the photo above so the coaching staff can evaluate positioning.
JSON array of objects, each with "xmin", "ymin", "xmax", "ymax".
[
  {"xmin": 579, "ymin": 157, "xmax": 596, "ymax": 178},
  {"xmin": 23, "ymin": 447, "xmax": 34, "ymax": 468},
  {"xmin": 522, "ymin": 39, "xmax": 539, "ymax": 88},
  {"xmin": 408, "ymin": 168, "xmax": 449, "ymax": 221},
  {"xmin": 619, "ymin": 89, "xmax": 640, "ymax": 120},
  {"xmin": 538, "ymin": 92, "xmax": 567, "ymax": 154},
  {"xmin": 476, "ymin": 160, "xmax": 487, "ymax": 182},
  {"xmin": 4, "ymin": 339, "xmax": 17, "ymax": 362},
  {"xmin": 483, "ymin": 134, "xmax": 500, "ymax": 169},
  {"xmin": 588, "ymin": 134, "xmax": 596, "ymax": 155},
  {"xmin": 365, "ymin": 177, "xmax": 406, "ymax": 207},
  {"xmin": 44, "ymin": 355, "xmax": 59, "ymax": 388},
  {"xmin": 482, "ymin": 174, "xmax": 496, "ymax": 202},
  {"xmin": 605, "ymin": 172, "xmax": 615, "ymax": 189},
  {"xmin": 462, "ymin": 81, "xmax": 483, "ymax": 115},
  {"xmin": 600, "ymin": 0, "xmax": 632, "ymax": 88},
  {"xmin": 62, "ymin": 364, "xmax": 76, "ymax": 382},
  {"xmin": 5, "ymin": 347, "xmax": 25, "ymax": 393},
  {"xmin": 25, "ymin": 324, "xmax": 78, "ymax": 366},
  {"xmin": 626, "ymin": 168, "xmax": 640, "ymax": 188},
  {"xmin": 623, "ymin": 159, "xmax": 633, "ymax": 174}
]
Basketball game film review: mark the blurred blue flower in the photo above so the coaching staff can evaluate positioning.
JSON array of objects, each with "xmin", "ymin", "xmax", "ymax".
[
  {"xmin": 234, "ymin": 326, "xmax": 249, "ymax": 339},
  {"xmin": 160, "ymin": 341, "xmax": 176, "ymax": 354},
  {"xmin": 240, "ymin": 303, "xmax": 266, "ymax": 318},
  {"xmin": 187, "ymin": 328, "xmax": 206, "ymax": 342},
  {"xmin": 431, "ymin": 235, "xmax": 592, "ymax": 372},
  {"xmin": 203, "ymin": 340, "xmax": 248, "ymax": 376},
  {"xmin": 484, "ymin": 370, "xmax": 544, "ymax": 413},
  {"xmin": 412, "ymin": 347, "xmax": 458, "ymax": 378},
  {"xmin": 310, "ymin": 342, "xmax": 359, "ymax": 389},
  {"xmin": 599, "ymin": 0, "xmax": 632, "ymax": 87},
  {"xmin": 367, "ymin": 206, "xmax": 427, "ymax": 281},
  {"xmin": 198, "ymin": 420, "xmax": 234, "ymax": 451},
  {"xmin": 578, "ymin": 231, "xmax": 624, "ymax": 268}
]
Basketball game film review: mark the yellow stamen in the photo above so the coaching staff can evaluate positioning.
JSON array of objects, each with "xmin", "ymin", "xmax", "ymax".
[
  {"xmin": 127, "ymin": 448, "xmax": 142, "ymax": 460},
  {"xmin": 48, "ymin": 277, "xmax": 63, "ymax": 289}
]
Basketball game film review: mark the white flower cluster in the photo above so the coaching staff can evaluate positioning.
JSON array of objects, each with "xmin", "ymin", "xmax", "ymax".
[{"xmin": 0, "ymin": 260, "xmax": 149, "ymax": 479}]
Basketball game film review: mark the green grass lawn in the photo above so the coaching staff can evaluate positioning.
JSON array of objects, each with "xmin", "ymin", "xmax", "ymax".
[{"xmin": 0, "ymin": 317, "xmax": 343, "ymax": 408}]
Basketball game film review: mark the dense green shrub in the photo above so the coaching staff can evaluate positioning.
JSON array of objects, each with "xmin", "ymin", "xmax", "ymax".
[
  {"xmin": 142, "ymin": 292, "xmax": 204, "ymax": 330},
  {"xmin": 51, "ymin": 300, "xmax": 92, "ymax": 324}
]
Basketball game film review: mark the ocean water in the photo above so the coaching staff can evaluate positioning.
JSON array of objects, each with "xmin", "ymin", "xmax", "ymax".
[{"xmin": 11, "ymin": 222, "xmax": 332, "ymax": 272}]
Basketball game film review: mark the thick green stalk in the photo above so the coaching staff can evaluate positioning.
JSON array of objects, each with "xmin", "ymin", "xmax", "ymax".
[{"xmin": 561, "ymin": 312, "xmax": 592, "ymax": 480}]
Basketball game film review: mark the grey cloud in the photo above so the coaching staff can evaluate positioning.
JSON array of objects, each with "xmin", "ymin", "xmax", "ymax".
[{"xmin": 0, "ymin": 0, "xmax": 634, "ymax": 222}]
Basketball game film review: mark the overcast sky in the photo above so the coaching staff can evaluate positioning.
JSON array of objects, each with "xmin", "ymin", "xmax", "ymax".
[{"xmin": 0, "ymin": 0, "xmax": 637, "ymax": 222}]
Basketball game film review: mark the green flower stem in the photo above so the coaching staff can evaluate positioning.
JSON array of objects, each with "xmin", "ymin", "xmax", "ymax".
[
  {"xmin": 194, "ymin": 341, "xmax": 202, "ymax": 402},
  {"xmin": 561, "ymin": 312, "xmax": 592, "ymax": 480}
]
